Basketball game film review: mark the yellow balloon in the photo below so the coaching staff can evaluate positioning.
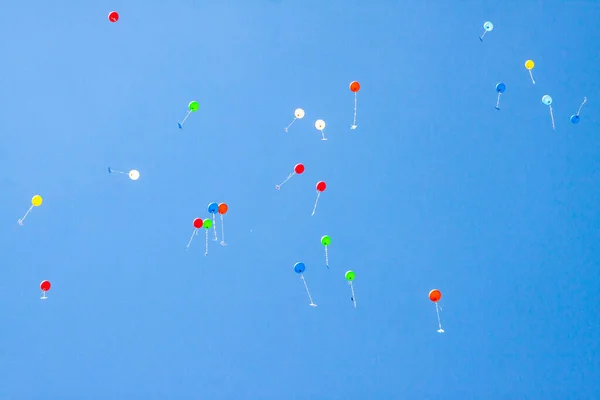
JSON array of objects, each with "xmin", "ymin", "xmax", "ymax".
[
  {"xmin": 525, "ymin": 60, "xmax": 535, "ymax": 70},
  {"xmin": 32, "ymin": 195, "xmax": 43, "ymax": 207}
]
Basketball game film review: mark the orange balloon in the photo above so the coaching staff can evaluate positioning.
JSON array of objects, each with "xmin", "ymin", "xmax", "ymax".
[
  {"xmin": 429, "ymin": 289, "xmax": 442, "ymax": 302},
  {"xmin": 218, "ymin": 203, "xmax": 228, "ymax": 215},
  {"xmin": 349, "ymin": 81, "xmax": 360, "ymax": 93}
]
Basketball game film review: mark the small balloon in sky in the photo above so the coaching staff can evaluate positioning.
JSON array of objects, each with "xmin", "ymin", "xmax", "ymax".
[
  {"xmin": 186, "ymin": 218, "xmax": 203, "ymax": 248},
  {"xmin": 203, "ymin": 218, "xmax": 213, "ymax": 256},
  {"xmin": 345, "ymin": 270, "xmax": 357, "ymax": 308},
  {"xmin": 40, "ymin": 280, "xmax": 51, "ymax": 300},
  {"xmin": 495, "ymin": 82, "xmax": 506, "ymax": 110},
  {"xmin": 108, "ymin": 11, "xmax": 119, "ymax": 22},
  {"xmin": 18, "ymin": 194, "xmax": 43, "ymax": 226},
  {"xmin": 275, "ymin": 163, "xmax": 305, "ymax": 190},
  {"xmin": 294, "ymin": 262, "xmax": 317, "ymax": 307},
  {"xmin": 479, "ymin": 21, "xmax": 493, "ymax": 41},
  {"xmin": 321, "ymin": 235, "xmax": 331, "ymax": 269},
  {"xmin": 349, "ymin": 81, "xmax": 360, "ymax": 129},
  {"xmin": 207, "ymin": 202, "xmax": 219, "ymax": 241},
  {"xmin": 525, "ymin": 60, "xmax": 536, "ymax": 84},
  {"xmin": 218, "ymin": 203, "xmax": 228, "ymax": 246},
  {"xmin": 315, "ymin": 119, "xmax": 327, "ymax": 141},
  {"xmin": 108, "ymin": 167, "xmax": 140, "ymax": 181},
  {"xmin": 570, "ymin": 97, "xmax": 587, "ymax": 124},
  {"xmin": 284, "ymin": 108, "xmax": 305, "ymax": 132},
  {"xmin": 311, "ymin": 181, "xmax": 327, "ymax": 216},
  {"xmin": 178, "ymin": 101, "xmax": 199, "ymax": 129},
  {"xmin": 429, "ymin": 289, "xmax": 444, "ymax": 333},
  {"xmin": 542, "ymin": 95, "xmax": 555, "ymax": 130}
]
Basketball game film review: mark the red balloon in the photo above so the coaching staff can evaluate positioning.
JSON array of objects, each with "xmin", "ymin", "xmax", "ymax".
[
  {"xmin": 350, "ymin": 81, "xmax": 360, "ymax": 93},
  {"xmin": 316, "ymin": 181, "xmax": 326, "ymax": 192},
  {"xmin": 193, "ymin": 218, "xmax": 203, "ymax": 229},
  {"xmin": 108, "ymin": 11, "xmax": 119, "ymax": 22},
  {"xmin": 429, "ymin": 289, "xmax": 442, "ymax": 302},
  {"xmin": 294, "ymin": 163, "xmax": 305, "ymax": 174},
  {"xmin": 40, "ymin": 280, "xmax": 51, "ymax": 292},
  {"xmin": 218, "ymin": 203, "xmax": 229, "ymax": 215}
]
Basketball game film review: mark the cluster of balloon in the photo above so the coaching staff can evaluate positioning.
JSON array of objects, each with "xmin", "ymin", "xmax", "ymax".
[
  {"xmin": 294, "ymin": 262, "xmax": 317, "ymax": 307},
  {"xmin": 315, "ymin": 119, "xmax": 327, "ymax": 140},
  {"xmin": 275, "ymin": 163, "xmax": 305, "ymax": 190},
  {"xmin": 349, "ymin": 81, "xmax": 360, "ymax": 129},
  {"xmin": 495, "ymin": 82, "xmax": 506, "ymax": 110},
  {"xmin": 187, "ymin": 218, "xmax": 203, "ymax": 248},
  {"xmin": 207, "ymin": 203, "xmax": 219, "ymax": 241},
  {"xmin": 525, "ymin": 60, "xmax": 536, "ymax": 84},
  {"xmin": 108, "ymin": 11, "xmax": 119, "ymax": 22},
  {"xmin": 345, "ymin": 270, "xmax": 356, "ymax": 308},
  {"xmin": 17, "ymin": 195, "xmax": 42, "ymax": 226},
  {"xmin": 178, "ymin": 101, "xmax": 199, "ymax": 129},
  {"xmin": 429, "ymin": 289, "xmax": 444, "ymax": 333},
  {"xmin": 284, "ymin": 108, "xmax": 305, "ymax": 132},
  {"xmin": 217, "ymin": 203, "xmax": 228, "ymax": 246},
  {"xmin": 479, "ymin": 21, "xmax": 493, "ymax": 41},
  {"xmin": 108, "ymin": 167, "xmax": 140, "ymax": 181},
  {"xmin": 40, "ymin": 280, "xmax": 51, "ymax": 300},
  {"xmin": 311, "ymin": 181, "xmax": 327, "ymax": 216},
  {"xmin": 542, "ymin": 95, "xmax": 555, "ymax": 130},
  {"xmin": 571, "ymin": 97, "xmax": 587, "ymax": 124},
  {"xmin": 321, "ymin": 235, "xmax": 331, "ymax": 269}
]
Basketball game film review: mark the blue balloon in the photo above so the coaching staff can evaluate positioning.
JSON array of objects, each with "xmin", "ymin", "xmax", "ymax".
[
  {"xmin": 208, "ymin": 202, "xmax": 218, "ymax": 213},
  {"xmin": 177, "ymin": 123, "xmax": 183, "ymax": 129},
  {"xmin": 570, "ymin": 115, "xmax": 580, "ymax": 124},
  {"xmin": 495, "ymin": 82, "xmax": 506, "ymax": 93},
  {"xmin": 294, "ymin": 262, "xmax": 306, "ymax": 274}
]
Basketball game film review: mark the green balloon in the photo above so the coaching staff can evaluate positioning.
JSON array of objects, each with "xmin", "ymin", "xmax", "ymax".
[
  {"xmin": 188, "ymin": 101, "xmax": 199, "ymax": 112},
  {"xmin": 345, "ymin": 270, "xmax": 355, "ymax": 281},
  {"xmin": 203, "ymin": 219, "xmax": 213, "ymax": 229},
  {"xmin": 321, "ymin": 235, "xmax": 331, "ymax": 246}
]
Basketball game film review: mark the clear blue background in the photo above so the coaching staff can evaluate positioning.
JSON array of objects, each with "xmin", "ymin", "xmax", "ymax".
[{"xmin": 1, "ymin": 1, "xmax": 599, "ymax": 398}]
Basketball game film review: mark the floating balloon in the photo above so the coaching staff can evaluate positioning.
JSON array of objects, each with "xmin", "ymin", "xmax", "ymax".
[
  {"xmin": 479, "ymin": 21, "xmax": 493, "ymax": 41},
  {"xmin": 203, "ymin": 219, "xmax": 213, "ymax": 256},
  {"xmin": 178, "ymin": 101, "xmax": 199, "ymax": 129},
  {"xmin": 284, "ymin": 108, "xmax": 305, "ymax": 132},
  {"xmin": 349, "ymin": 81, "xmax": 360, "ymax": 129},
  {"xmin": 315, "ymin": 119, "xmax": 327, "ymax": 140},
  {"xmin": 570, "ymin": 97, "xmax": 587, "ymax": 124},
  {"xmin": 345, "ymin": 270, "xmax": 356, "ymax": 308},
  {"xmin": 108, "ymin": 167, "xmax": 139, "ymax": 181},
  {"xmin": 275, "ymin": 163, "xmax": 305, "ymax": 190},
  {"xmin": 525, "ymin": 60, "xmax": 536, "ymax": 84},
  {"xmin": 18, "ymin": 194, "xmax": 43, "ymax": 226},
  {"xmin": 108, "ymin": 11, "xmax": 119, "ymax": 22},
  {"xmin": 218, "ymin": 203, "xmax": 228, "ymax": 246},
  {"xmin": 429, "ymin": 289, "xmax": 444, "ymax": 333},
  {"xmin": 311, "ymin": 181, "xmax": 327, "ymax": 216},
  {"xmin": 294, "ymin": 262, "xmax": 317, "ymax": 307},
  {"xmin": 186, "ymin": 218, "xmax": 203, "ymax": 248},
  {"xmin": 321, "ymin": 235, "xmax": 331, "ymax": 269},
  {"xmin": 207, "ymin": 202, "xmax": 219, "ymax": 241},
  {"xmin": 40, "ymin": 280, "xmax": 51, "ymax": 300},
  {"xmin": 542, "ymin": 95, "xmax": 555, "ymax": 130},
  {"xmin": 495, "ymin": 82, "xmax": 506, "ymax": 110}
]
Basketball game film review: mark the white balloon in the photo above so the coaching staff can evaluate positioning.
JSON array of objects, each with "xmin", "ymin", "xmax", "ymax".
[
  {"xmin": 315, "ymin": 119, "xmax": 326, "ymax": 130},
  {"xmin": 294, "ymin": 108, "xmax": 305, "ymax": 119},
  {"xmin": 129, "ymin": 170, "xmax": 140, "ymax": 180}
]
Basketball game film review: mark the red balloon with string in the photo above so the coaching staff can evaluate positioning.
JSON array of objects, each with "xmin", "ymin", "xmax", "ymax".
[
  {"xmin": 275, "ymin": 163, "xmax": 305, "ymax": 190},
  {"xmin": 349, "ymin": 81, "xmax": 361, "ymax": 129},
  {"xmin": 40, "ymin": 280, "xmax": 51, "ymax": 300},
  {"xmin": 186, "ymin": 218, "xmax": 203, "ymax": 248},
  {"xmin": 108, "ymin": 11, "xmax": 119, "ymax": 22},
  {"xmin": 429, "ymin": 289, "xmax": 445, "ymax": 333},
  {"xmin": 311, "ymin": 181, "xmax": 327, "ymax": 216}
]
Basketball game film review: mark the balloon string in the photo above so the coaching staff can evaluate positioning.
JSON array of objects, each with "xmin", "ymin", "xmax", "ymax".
[
  {"xmin": 320, "ymin": 129, "xmax": 327, "ymax": 140},
  {"xmin": 41, "ymin": 291, "xmax": 47, "ymax": 300},
  {"xmin": 577, "ymin": 97, "xmax": 587, "ymax": 116},
  {"xmin": 284, "ymin": 117, "xmax": 297, "ymax": 132},
  {"xmin": 180, "ymin": 110, "xmax": 192, "ymax": 126},
  {"xmin": 301, "ymin": 274, "xmax": 316, "ymax": 306},
  {"xmin": 311, "ymin": 191, "xmax": 321, "ymax": 216},
  {"xmin": 480, "ymin": 30, "xmax": 487, "ymax": 40},
  {"xmin": 18, "ymin": 205, "xmax": 34, "ymax": 225},
  {"xmin": 528, "ymin": 70, "xmax": 536, "ymax": 84},
  {"xmin": 205, "ymin": 229, "xmax": 209, "ymax": 256},
  {"xmin": 220, "ymin": 214, "xmax": 227, "ymax": 246},
  {"xmin": 186, "ymin": 228, "xmax": 197, "ymax": 248},
  {"xmin": 111, "ymin": 169, "xmax": 126, "ymax": 174},
  {"xmin": 435, "ymin": 302, "xmax": 443, "ymax": 331},
  {"xmin": 349, "ymin": 281, "xmax": 356, "ymax": 308},
  {"xmin": 276, "ymin": 172, "xmax": 295, "ymax": 189},
  {"xmin": 549, "ymin": 106, "xmax": 555, "ymax": 130},
  {"xmin": 212, "ymin": 213, "xmax": 218, "ymax": 241},
  {"xmin": 324, "ymin": 246, "xmax": 329, "ymax": 268},
  {"xmin": 352, "ymin": 92, "xmax": 357, "ymax": 127},
  {"xmin": 495, "ymin": 93, "xmax": 501, "ymax": 109}
]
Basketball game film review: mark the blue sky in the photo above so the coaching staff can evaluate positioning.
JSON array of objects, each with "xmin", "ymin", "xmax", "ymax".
[{"xmin": 1, "ymin": 1, "xmax": 600, "ymax": 398}]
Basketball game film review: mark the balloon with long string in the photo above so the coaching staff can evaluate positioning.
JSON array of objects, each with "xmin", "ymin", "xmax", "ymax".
[
  {"xmin": 108, "ymin": 11, "xmax": 119, "ymax": 22},
  {"xmin": 218, "ymin": 202, "xmax": 228, "ymax": 246},
  {"xmin": 284, "ymin": 108, "xmax": 305, "ymax": 132},
  {"xmin": 570, "ymin": 97, "xmax": 587, "ymax": 124},
  {"xmin": 525, "ymin": 60, "xmax": 536, "ymax": 84},
  {"xmin": 321, "ymin": 235, "xmax": 331, "ymax": 269},
  {"xmin": 275, "ymin": 163, "xmax": 304, "ymax": 190},
  {"xmin": 494, "ymin": 82, "xmax": 506, "ymax": 110},
  {"xmin": 315, "ymin": 119, "xmax": 327, "ymax": 140},
  {"xmin": 108, "ymin": 167, "xmax": 140, "ymax": 181},
  {"xmin": 349, "ymin": 81, "xmax": 360, "ymax": 129},
  {"xmin": 186, "ymin": 218, "xmax": 203, "ymax": 248},
  {"xmin": 479, "ymin": 21, "xmax": 493, "ymax": 41},
  {"xmin": 429, "ymin": 289, "xmax": 444, "ymax": 333},
  {"xmin": 178, "ymin": 101, "xmax": 199, "ymax": 129},
  {"xmin": 207, "ymin": 202, "xmax": 219, "ymax": 241},
  {"xmin": 40, "ymin": 280, "xmax": 51, "ymax": 300},
  {"xmin": 18, "ymin": 195, "xmax": 43, "ymax": 226},
  {"xmin": 345, "ymin": 270, "xmax": 356, "ymax": 308},
  {"xmin": 311, "ymin": 181, "xmax": 327, "ymax": 216},
  {"xmin": 294, "ymin": 262, "xmax": 317, "ymax": 307},
  {"xmin": 542, "ymin": 95, "xmax": 555, "ymax": 130},
  {"xmin": 203, "ymin": 218, "xmax": 213, "ymax": 256}
]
